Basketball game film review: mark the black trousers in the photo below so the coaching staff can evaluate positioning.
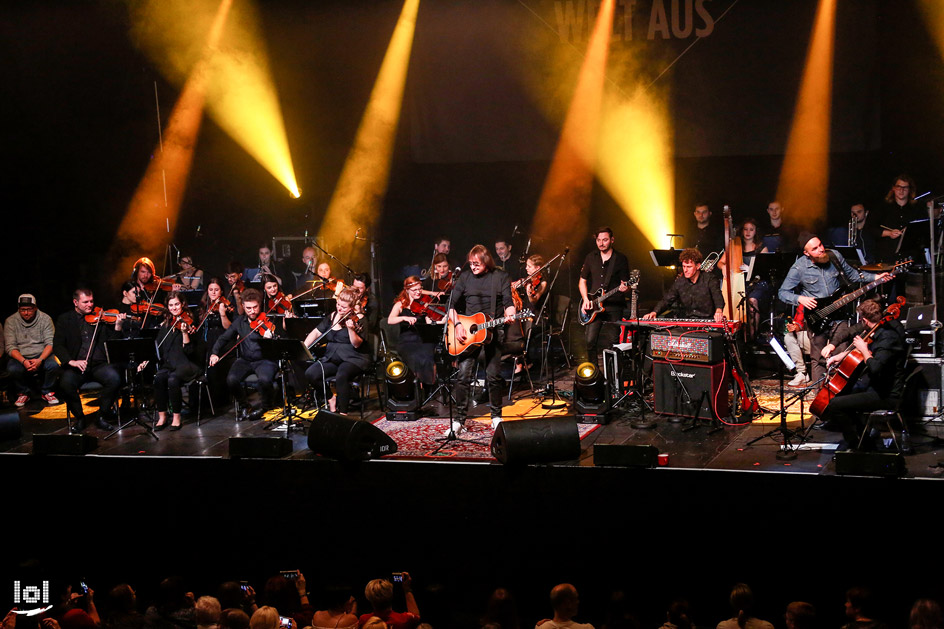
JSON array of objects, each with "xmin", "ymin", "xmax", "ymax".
[
  {"xmin": 821, "ymin": 388, "xmax": 894, "ymax": 447},
  {"xmin": 226, "ymin": 358, "xmax": 278, "ymax": 408},
  {"xmin": 454, "ymin": 337, "xmax": 504, "ymax": 420},
  {"xmin": 58, "ymin": 362, "xmax": 122, "ymax": 418},
  {"xmin": 584, "ymin": 307, "xmax": 623, "ymax": 366},
  {"xmin": 153, "ymin": 362, "xmax": 200, "ymax": 413},
  {"xmin": 305, "ymin": 360, "xmax": 364, "ymax": 414}
]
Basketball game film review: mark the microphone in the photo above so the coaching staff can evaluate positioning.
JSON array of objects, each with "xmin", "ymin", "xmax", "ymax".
[
  {"xmin": 195, "ymin": 225, "xmax": 202, "ymax": 238},
  {"xmin": 354, "ymin": 228, "xmax": 367, "ymax": 241},
  {"xmin": 512, "ymin": 224, "xmax": 520, "ymax": 236}
]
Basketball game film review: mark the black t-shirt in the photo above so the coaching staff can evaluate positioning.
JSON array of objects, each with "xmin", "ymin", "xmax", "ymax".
[
  {"xmin": 580, "ymin": 249, "xmax": 630, "ymax": 306},
  {"xmin": 450, "ymin": 269, "xmax": 513, "ymax": 317}
]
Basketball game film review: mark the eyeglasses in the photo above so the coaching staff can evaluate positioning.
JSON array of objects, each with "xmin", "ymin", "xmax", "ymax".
[{"xmin": 894, "ymin": 185, "xmax": 910, "ymax": 191}]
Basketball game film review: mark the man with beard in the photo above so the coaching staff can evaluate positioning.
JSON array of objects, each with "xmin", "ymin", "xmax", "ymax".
[{"xmin": 778, "ymin": 233, "xmax": 889, "ymax": 387}]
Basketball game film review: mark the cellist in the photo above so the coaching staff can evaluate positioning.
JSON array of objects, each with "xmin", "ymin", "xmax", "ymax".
[{"xmin": 816, "ymin": 299, "xmax": 907, "ymax": 450}]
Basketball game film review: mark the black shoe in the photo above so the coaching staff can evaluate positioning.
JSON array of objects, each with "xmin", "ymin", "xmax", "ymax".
[
  {"xmin": 246, "ymin": 407, "xmax": 266, "ymax": 421},
  {"xmin": 170, "ymin": 423, "xmax": 182, "ymax": 431},
  {"xmin": 96, "ymin": 415, "xmax": 117, "ymax": 431},
  {"xmin": 235, "ymin": 406, "xmax": 249, "ymax": 422},
  {"xmin": 72, "ymin": 417, "xmax": 87, "ymax": 433},
  {"xmin": 154, "ymin": 423, "xmax": 167, "ymax": 432}
]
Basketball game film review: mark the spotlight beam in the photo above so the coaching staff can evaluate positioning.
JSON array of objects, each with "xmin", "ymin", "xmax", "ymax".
[
  {"xmin": 317, "ymin": 0, "xmax": 420, "ymax": 269},
  {"xmin": 775, "ymin": 0, "xmax": 836, "ymax": 226}
]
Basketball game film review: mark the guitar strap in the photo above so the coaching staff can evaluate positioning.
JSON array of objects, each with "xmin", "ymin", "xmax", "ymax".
[
  {"xmin": 827, "ymin": 251, "xmax": 852, "ymax": 289},
  {"xmin": 600, "ymin": 253, "xmax": 615, "ymax": 297}
]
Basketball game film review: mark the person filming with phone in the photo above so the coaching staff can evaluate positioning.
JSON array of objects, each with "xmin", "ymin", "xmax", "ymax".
[{"xmin": 358, "ymin": 573, "xmax": 420, "ymax": 629}]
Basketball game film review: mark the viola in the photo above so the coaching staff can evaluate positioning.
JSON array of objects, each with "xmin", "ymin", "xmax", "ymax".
[
  {"xmin": 85, "ymin": 308, "xmax": 124, "ymax": 325},
  {"xmin": 810, "ymin": 297, "xmax": 905, "ymax": 417},
  {"xmin": 249, "ymin": 312, "xmax": 276, "ymax": 336},
  {"xmin": 408, "ymin": 295, "xmax": 446, "ymax": 322},
  {"xmin": 130, "ymin": 302, "xmax": 167, "ymax": 317},
  {"xmin": 267, "ymin": 292, "xmax": 293, "ymax": 314}
]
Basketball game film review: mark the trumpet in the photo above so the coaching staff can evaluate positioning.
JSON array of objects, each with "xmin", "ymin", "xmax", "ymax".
[
  {"xmin": 700, "ymin": 251, "xmax": 721, "ymax": 272},
  {"xmin": 847, "ymin": 216, "xmax": 858, "ymax": 247}
]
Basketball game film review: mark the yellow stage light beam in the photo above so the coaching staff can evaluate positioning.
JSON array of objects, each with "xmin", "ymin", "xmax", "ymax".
[
  {"xmin": 531, "ymin": 0, "xmax": 615, "ymax": 251},
  {"xmin": 775, "ymin": 0, "xmax": 836, "ymax": 226},
  {"xmin": 317, "ymin": 0, "xmax": 420, "ymax": 268},
  {"xmin": 595, "ymin": 82, "xmax": 675, "ymax": 250},
  {"xmin": 110, "ymin": 0, "xmax": 234, "ymax": 286},
  {"xmin": 129, "ymin": 0, "xmax": 298, "ymax": 198},
  {"xmin": 918, "ymin": 1, "xmax": 944, "ymax": 59}
]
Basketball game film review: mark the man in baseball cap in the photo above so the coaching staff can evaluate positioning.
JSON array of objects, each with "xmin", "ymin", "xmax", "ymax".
[{"xmin": 5, "ymin": 294, "xmax": 60, "ymax": 406}]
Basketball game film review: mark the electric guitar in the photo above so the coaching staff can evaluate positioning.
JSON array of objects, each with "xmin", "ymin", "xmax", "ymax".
[
  {"xmin": 579, "ymin": 269, "xmax": 640, "ymax": 326},
  {"xmin": 795, "ymin": 258, "xmax": 911, "ymax": 335},
  {"xmin": 446, "ymin": 309, "xmax": 534, "ymax": 356}
]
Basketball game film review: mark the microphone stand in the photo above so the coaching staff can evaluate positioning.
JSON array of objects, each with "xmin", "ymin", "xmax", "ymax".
[
  {"xmin": 538, "ymin": 248, "xmax": 570, "ymax": 409},
  {"xmin": 310, "ymin": 240, "xmax": 357, "ymax": 283}
]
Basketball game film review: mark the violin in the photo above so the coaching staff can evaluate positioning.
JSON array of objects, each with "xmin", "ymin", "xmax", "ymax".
[
  {"xmin": 249, "ymin": 312, "xmax": 276, "ymax": 336},
  {"xmin": 267, "ymin": 292, "xmax": 293, "ymax": 314},
  {"xmin": 85, "ymin": 308, "xmax": 124, "ymax": 325},
  {"xmin": 171, "ymin": 311, "xmax": 194, "ymax": 331},
  {"xmin": 130, "ymin": 302, "xmax": 167, "ymax": 317},
  {"xmin": 141, "ymin": 278, "xmax": 179, "ymax": 293},
  {"xmin": 407, "ymin": 295, "xmax": 446, "ymax": 322},
  {"xmin": 436, "ymin": 271, "xmax": 454, "ymax": 292}
]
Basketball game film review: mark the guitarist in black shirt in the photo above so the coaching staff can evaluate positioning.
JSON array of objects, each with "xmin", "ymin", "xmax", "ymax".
[
  {"xmin": 448, "ymin": 245, "xmax": 516, "ymax": 434},
  {"xmin": 578, "ymin": 227, "xmax": 630, "ymax": 366}
]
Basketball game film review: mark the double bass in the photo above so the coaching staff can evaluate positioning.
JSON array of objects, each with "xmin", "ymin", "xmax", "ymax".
[{"xmin": 810, "ymin": 297, "xmax": 905, "ymax": 417}]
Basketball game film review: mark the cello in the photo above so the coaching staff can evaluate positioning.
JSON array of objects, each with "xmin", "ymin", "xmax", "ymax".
[{"xmin": 810, "ymin": 297, "xmax": 905, "ymax": 417}]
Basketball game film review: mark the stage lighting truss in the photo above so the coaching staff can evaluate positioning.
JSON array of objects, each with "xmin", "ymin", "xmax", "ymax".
[{"xmin": 574, "ymin": 361, "xmax": 610, "ymax": 423}]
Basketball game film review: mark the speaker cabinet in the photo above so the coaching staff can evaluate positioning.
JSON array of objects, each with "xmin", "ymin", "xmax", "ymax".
[
  {"xmin": 653, "ymin": 360, "xmax": 729, "ymax": 419},
  {"xmin": 835, "ymin": 451, "xmax": 906, "ymax": 477},
  {"xmin": 32, "ymin": 433, "xmax": 98, "ymax": 455},
  {"xmin": 593, "ymin": 443, "xmax": 659, "ymax": 468},
  {"xmin": 490, "ymin": 418, "xmax": 580, "ymax": 464},
  {"xmin": 229, "ymin": 437, "xmax": 293, "ymax": 459},
  {"xmin": 307, "ymin": 411, "xmax": 397, "ymax": 461}
]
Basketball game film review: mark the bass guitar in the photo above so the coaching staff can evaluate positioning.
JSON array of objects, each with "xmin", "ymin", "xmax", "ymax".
[
  {"xmin": 579, "ymin": 269, "xmax": 640, "ymax": 326},
  {"xmin": 795, "ymin": 259, "xmax": 911, "ymax": 335},
  {"xmin": 446, "ymin": 310, "xmax": 534, "ymax": 356},
  {"xmin": 810, "ymin": 297, "xmax": 905, "ymax": 417}
]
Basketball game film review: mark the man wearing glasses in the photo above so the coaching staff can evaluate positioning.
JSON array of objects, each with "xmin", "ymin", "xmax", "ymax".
[{"xmin": 875, "ymin": 174, "xmax": 919, "ymax": 264}]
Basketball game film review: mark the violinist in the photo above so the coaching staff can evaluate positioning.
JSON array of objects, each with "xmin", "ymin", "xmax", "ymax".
[
  {"xmin": 816, "ymin": 299, "xmax": 907, "ymax": 450},
  {"xmin": 262, "ymin": 274, "xmax": 294, "ymax": 327},
  {"xmin": 208, "ymin": 288, "xmax": 277, "ymax": 421},
  {"xmin": 520, "ymin": 254, "xmax": 548, "ymax": 310},
  {"xmin": 351, "ymin": 273, "xmax": 379, "ymax": 336},
  {"xmin": 224, "ymin": 261, "xmax": 246, "ymax": 315},
  {"xmin": 52, "ymin": 288, "xmax": 124, "ymax": 432},
  {"xmin": 195, "ymin": 278, "xmax": 234, "ymax": 404},
  {"xmin": 430, "ymin": 253, "xmax": 453, "ymax": 293},
  {"xmin": 133, "ymin": 257, "xmax": 182, "ymax": 304},
  {"xmin": 149, "ymin": 292, "xmax": 199, "ymax": 431},
  {"xmin": 387, "ymin": 276, "xmax": 438, "ymax": 386},
  {"xmin": 309, "ymin": 261, "xmax": 339, "ymax": 316},
  {"xmin": 117, "ymin": 281, "xmax": 160, "ymax": 334},
  {"xmin": 303, "ymin": 287, "xmax": 371, "ymax": 415}
]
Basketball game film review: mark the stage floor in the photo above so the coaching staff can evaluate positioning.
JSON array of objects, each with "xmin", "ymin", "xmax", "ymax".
[{"xmin": 4, "ymin": 370, "xmax": 944, "ymax": 479}]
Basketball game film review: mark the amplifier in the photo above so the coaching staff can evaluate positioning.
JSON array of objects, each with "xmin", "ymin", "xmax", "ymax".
[
  {"xmin": 649, "ymin": 329, "xmax": 724, "ymax": 363},
  {"xmin": 910, "ymin": 356, "xmax": 943, "ymax": 418},
  {"xmin": 653, "ymin": 360, "xmax": 729, "ymax": 419}
]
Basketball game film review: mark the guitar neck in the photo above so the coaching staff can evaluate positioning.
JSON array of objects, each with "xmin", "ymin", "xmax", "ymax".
[{"xmin": 822, "ymin": 274, "xmax": 892, "ymax": 315}]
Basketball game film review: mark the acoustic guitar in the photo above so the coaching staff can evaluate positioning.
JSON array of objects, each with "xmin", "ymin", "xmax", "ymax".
[{"xmin": 446, "ymin": 310, "xmax": 534, "ymax": 356}]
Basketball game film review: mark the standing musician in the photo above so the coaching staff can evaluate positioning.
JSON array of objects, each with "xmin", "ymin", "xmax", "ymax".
[
  {"xmin": 208, "ymin": 288, "xmax": 277, "ymax": 421},
  {"xmin": 53, "ymin": 288, "xmax": 124, "ymax": 431},
  {"xmin": 874, "ymin": 174, "xmax": 920, "ymax": 264},
  {"xmin": 388, "ymin": 276, "xmax": 440, "ymax": 386},
  {"xmin": 149, "ymin": 292, "xmax": 199, "ymax": 431},
  {"xmin": 643, "ymin": 248, "xmax": 725, "ymax": 323},
  {"xmin": 777, "ymin": 233, "xmax": 888, "ymax": 389},
  {"xmin": 448, "ymin": 244, "xmax": 516, "ymax": 432},
  {"xmin": 224, "ymin": 261, "xmax": 246, "ymax": 315},
  {"xmin": 302, "ymin": 287, "xmax": 371, "ymax": 415},
  {"xmin": 579, "ymin": 227, "xmax": 630, "ymax": 366},
  {"xmin": 816, "ymin": 299, "xmax": 907, "ymax": 449}
]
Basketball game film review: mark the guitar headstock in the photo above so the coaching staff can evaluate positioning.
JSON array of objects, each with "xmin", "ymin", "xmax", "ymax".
[
  {"xmin": 629, "ymin": 269, "xmax": 640, "ymax": 288},
  {"xmin": 893, "ymin": 258, "xmax": 913, "ymax": 274},
  {"xmin": 518, "ymin": 309, "xmax": 535, "ymax": 320}
]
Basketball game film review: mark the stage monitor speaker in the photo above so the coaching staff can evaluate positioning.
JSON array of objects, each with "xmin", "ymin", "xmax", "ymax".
[
  {"xmin": 490, "ymin": 418, "xmax": 580, "ymax": 465},
  {"xmin": 229, "ymin": 437, "xmax": 293, "ymax": 459},
  {"xmin": 653, "ymin": 360, "xmax": 729, "ymax": 419},
  {"xmin": 307, "ymin": 410, "xmax": 397, "ymax": 461},
  {"xmin": 835, "ymin": 451, "xmax": 906, "ymax": 477},
  {"xmin": 593, "ymin": 443, "xmax": 659, "ymax": 468},
  {"xmin": 0, "ymin": 409, "xmax": 22, "ymax": 441},
  {"xmin": 32, "ymin": 433, "xmax": 97, "ymax": 455}
]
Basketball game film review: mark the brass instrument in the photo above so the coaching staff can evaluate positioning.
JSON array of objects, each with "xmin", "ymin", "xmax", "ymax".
[
  {"xmin": 700, "ymin": 250, "xmax": 721, "ymax": 272},
  {"xmin": 847, "ymin": 216, "xmax": 858, "ymax": 247}
]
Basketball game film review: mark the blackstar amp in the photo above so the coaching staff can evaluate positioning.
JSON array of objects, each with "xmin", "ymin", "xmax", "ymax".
[
  {"xmin": 649, "ymin": 329, "xmax": 725, "ymax": 363},
  {"xmin": 653, "ymin": 360, "xmax": 729, "ymax": 418}
]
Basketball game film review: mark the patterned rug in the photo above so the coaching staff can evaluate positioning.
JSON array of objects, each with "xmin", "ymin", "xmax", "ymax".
[
  {"xmin": 750, "ymin": 378, "xmax": 819, "ymax": 425},
  {"xmin": 370, "ymin": 396, "xmax": 602, "ymax": 462},
  {"xmin": 28, "ymin": 395, "xmax": 99, "ymax": 420}
]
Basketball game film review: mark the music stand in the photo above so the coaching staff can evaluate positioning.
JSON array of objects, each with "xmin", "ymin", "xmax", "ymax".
[
  {"xmin": 833, "ymin": 246, "xmax": 866, "ymax": 266},
  {"xmin": 649, "ymin": 249, "xmax": 680, "ymax": 267},
  {"xmin": 745, "ymin": 336, "xmax": 801, "ymax": 458},
  {"xmin": 259, "ymin": 338, "xmax": 313, "ymax": 433},
  {"xmin": 608, "ymin": 321, "xmax": 654, "ymax": 428},
  {"xmin": 283, "ymin": 317, "xmax": 321, "ymax": 341},
  {"xmin": 104, "ymin": 337, "xmax": 160, "ymax": 441}
]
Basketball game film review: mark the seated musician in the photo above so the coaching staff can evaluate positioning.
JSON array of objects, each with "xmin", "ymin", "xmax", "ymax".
[
  {"xmin": 53, "ymin": 288, "xmax": 124, "ymax": 431},
  {"xmin": 261, "ymin": 274, "xmax": 294, "ymax": 327},
  {"xmin": 249, "ymin": 244, "xmax": 288, "ymax": 286},
  {"xmin": 208, "ymin": 288, "xmax": 277, "ymax": 421},
  {"xmin": 149, "ymin": 292, "xmax": 199, "ymax": 431},
  {"xmin": 522, "ymin": 254, "xmax": 548, "ymax": 311},
  {"xmin": 118, "ymin": 281, "xmax": 161, "ymax": 333},
  {"xmin": 717, "ymin": 218, "xmax": 770, "ymax": 338},
  {"xmin": 430, "ymin": 253, "xmax": 452, "ymax": 293},
  {"xmin": 5, "ymin": 294, "xmax": 60, "ymax": 407},
  {"xmin": 448, "ymin": 244, "xmax": 516, "ymax": 433},
  {"xmin": 295, "ymin": 246, "xmax": 318, "ymax": 292},
  {"xmin": 352, "ymin": 273, "xmax": 379, "ymax": 337},
  {"xmin": 224, "ymin": 261, "xmax": 246, "ymax": 315},
  {"xmin": 816, "ymin": 299, "xmax": 907, "ymax": 450},
  {"xmin": 196, "ymin": 278, "xmax": 234, "ymax": 405},
  {"xmin": 132, "ymin": 257, "xmax": 163, "ymax": 305},
  {"xmin": 387, "ymin": 277, "xmax": 439, "ymax": 386},
  {"xmin": 303, "ymin": 287, "xmax": 372, "ymax": 414},
  {"xmin": 171, "ymin": 254, "xmax": 204, "ymax": 291},
  {"xmin": 643, "ymin": 248, "xmax": 725, "ymax": 323}
]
